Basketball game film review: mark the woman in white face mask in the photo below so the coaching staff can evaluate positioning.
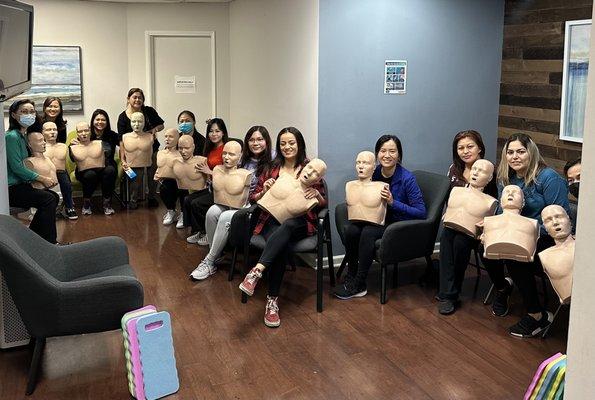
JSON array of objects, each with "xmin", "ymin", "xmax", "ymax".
[{"xmin": 6, "ymin": 99, "xmax": 59, "ymax": 243}]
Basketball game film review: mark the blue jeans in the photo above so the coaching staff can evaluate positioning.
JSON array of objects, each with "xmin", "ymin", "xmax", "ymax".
[{"xmin": 57, "ymin": 170, "xmax": 74, "ymax": 209}]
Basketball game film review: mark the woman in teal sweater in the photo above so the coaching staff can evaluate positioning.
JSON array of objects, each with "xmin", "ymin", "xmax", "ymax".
[{"xmin": 6, "ymin": 99, "xmax": 58, "ymax": 243}]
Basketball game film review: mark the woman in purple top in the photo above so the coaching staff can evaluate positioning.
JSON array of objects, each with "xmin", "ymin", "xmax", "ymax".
[{"xmin": 334, "ymin": 134, "xmax": 426, "ymax": 300}]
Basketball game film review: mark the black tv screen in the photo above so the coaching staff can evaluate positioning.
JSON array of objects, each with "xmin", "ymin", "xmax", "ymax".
[{"xmin": 0, "ymin": 0, "xmax": 33, "ymax": 102}]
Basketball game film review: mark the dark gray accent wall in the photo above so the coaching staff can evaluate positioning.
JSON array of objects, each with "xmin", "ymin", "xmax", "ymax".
[{"xmin": 319, "ymin": 0, "xmax": 505, "ymax": 253}]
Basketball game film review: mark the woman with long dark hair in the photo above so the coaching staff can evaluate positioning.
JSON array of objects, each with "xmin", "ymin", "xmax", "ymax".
[{"xmin": 41, "ymin": 97, "xmax": 68, "ymax": 143}]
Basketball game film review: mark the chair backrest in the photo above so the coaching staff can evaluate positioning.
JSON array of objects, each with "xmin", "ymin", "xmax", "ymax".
[{"xmin": 412, "ymin": 170, "xmax": 451, "ymax": 251}]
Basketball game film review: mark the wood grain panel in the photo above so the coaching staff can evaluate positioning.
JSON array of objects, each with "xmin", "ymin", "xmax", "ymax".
[
  {"xmin": 499, "ymin": 105, "xmax": 561, "ymax": 122},
  {"xmin": 502, "ymin": 59, "xmax": 563, "ymax": 72},
  {"xmin": 500, "ymin": 95, "xmax": 561, "ymax": 109},
  {"xmin": 523, "ymin": 46, "xmax": 564, "ymax": 60},
  {"xmin": 498, "ymin": 127, "xmax": 583, "ymax": 152},
  {"xmin": 504, "ymin": 22, "xmax": 562, "ymax": 37},
  {"xmin": 498, "ymin": 115, "xmax": 560, "ymax": 134},
  {"xmin": 500, "ymin": 83, "xmax": 561, "ymax": 98},
  {"xmin": 505, "ymin": 0, "xmax": 592, "ymax": 13},
  {"xmin": 501, "ymin": 71, "xmax": 551, "ymax": 84},
  {"xmin": 503, "ymin": 33, "xmax": 564, "ymax": 49},
  {"xmin": 504, "ymin": 6, "xmax": 592, "ymax": 25}
]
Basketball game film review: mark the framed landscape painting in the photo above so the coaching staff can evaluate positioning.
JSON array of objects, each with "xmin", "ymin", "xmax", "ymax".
[{"xmin": 4, "ymin": 45, "xmax": 83, "ymax": 113}]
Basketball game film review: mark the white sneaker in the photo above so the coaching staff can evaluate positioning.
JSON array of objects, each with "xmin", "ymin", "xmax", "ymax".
[
  {"xmin": 197, "ymin": 233, "xmax": 209, "ymax": 246},
  {"xmin": 190, "ymin": 260, "xmax": 217, "ymax": 281},
  {"xmin": 176, "ymin": 214, "xmax": 184, "ymax": 229},
  {"xmin": 186, "ymin": 232, "xmax": 201, "ymax": 244},
  {"xmin": 163, "ymin": 210, "xmax": 176, "ymax": 225}
]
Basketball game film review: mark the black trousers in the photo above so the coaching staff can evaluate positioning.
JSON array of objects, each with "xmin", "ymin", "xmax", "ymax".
[
  {"xmin": 344, "ymin": 222, "xmax": 386, "ymax": 284},
  {"xmin": 147, "ymin": 151, "xmax": 158, "ymax": 200},
  {"xmin": 159, "ymin": 178, "xmax": 187, "ymax": 210},
  {"xmin": 481, "ymin": 235, "xmax": 556, "ymax": 314},
  {"xmin": 9, "ymin": 183, "xmax": 58, "ymax": 243},
  {"xmin": 75, "ymin": 165, "xmax": 117, "ymax": 200},
  {"xmin": 182, "ymin": 188, "xmax": 211, "ymax": 233},
  {"xmin": 438, "ymin": 227, "xmax": 478, "ymax": 300},
  {"xmin": 259, "ymin": 216, "xmax": 308, "ymax": 297}
]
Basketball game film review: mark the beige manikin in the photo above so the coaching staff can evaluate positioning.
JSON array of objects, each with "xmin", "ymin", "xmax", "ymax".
[
  {"xmin": 213, "ymin": 141, "xmax": 253, "ymax": 209},
  {"xmin": 70, "ymin": 122, "xmax": 105, "ymax": 171},
  {"xmin": 173, "ymin": 135, "xmax": 207, "ymax": 191},
  {"xmin": 24, "ymin": 131, "xmax": 57, "ymax": 190},
  {"xmin": 122, "ymin": 112, "xmax": 154, "ymax": 168},
  {"xmin": 345, "ymin": 151, "xmax": 387, "ymax": 225},
  {"xmin": 42, "ymin": 121, "xmax": 68, "ymax": 172},
  {"xmin": 155, "ymin": 128, "xmax": 182, "ymax": 180}
]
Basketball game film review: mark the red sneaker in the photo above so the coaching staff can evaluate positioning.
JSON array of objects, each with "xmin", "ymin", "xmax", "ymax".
[
  {"xmin": 264, "ymin": 296, "xmax": 280, "ymax": 328},
  {"xmin": 239, "ymin": 267, "xmax": 262, "ymax": 296}
]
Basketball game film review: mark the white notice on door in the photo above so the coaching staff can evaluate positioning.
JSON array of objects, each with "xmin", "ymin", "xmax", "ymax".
[{"xmin": 174, "ymin": 75, "xmax": 196, "ymax": 93}]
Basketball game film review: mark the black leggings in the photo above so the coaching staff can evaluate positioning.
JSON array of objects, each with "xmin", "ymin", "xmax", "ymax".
[
  {"xmin": 182, "ymin": 188, "xmax": 210, "ymax": 233},
  {"xmin": 159, "ymin": 178, "xmax": 187, "ymax": 210},
  {"xmin": 438, "ymin": 227, "xmax": 478, "ymax": 300},
  {"xmin": 9, "ymin": 183, "xmax": 58, "ymax": 243},
  {"xmin": 75, "ymin": 166, "xmax": 117, "ymax": 200},
  {"xmin": 344, "ymin": 222, "xmax": 386, "ymax": 284},
  {"xmin": 481, "ymin": 235, "xmax": 556, "ymax": 314},
  {"xmin": 259, "ymin": 217, "xmax": 308, "ymax": 297}
]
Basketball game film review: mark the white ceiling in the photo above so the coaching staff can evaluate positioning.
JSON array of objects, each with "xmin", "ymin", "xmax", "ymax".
[{"xmin": 73, "ymin": 0, "xmax": 232, "ymax": 3}]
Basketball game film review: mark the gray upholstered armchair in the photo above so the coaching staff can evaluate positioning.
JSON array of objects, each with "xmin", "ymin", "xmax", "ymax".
[{"xmin": 0, "ymin": 215, "xmax": 144, "ymax": 395}]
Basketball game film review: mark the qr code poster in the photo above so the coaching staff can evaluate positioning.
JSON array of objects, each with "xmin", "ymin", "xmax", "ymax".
[{"xmin": 384, "ymin": 60, "xmax": 407, "ymax": 94}]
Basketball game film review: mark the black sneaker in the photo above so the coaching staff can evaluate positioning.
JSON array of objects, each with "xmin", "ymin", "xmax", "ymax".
[
  {"xmin": 334, "ymin": 280, "xmax": 367, "ymax": 300},
  {"xmin": 509, "ymin": 312, "xmax": 553, "ymax": 338},
  {"xmin": 492, "ymin": 277, "xmax": 513, "ymax": 317},
  {"xmin": 438, "ymin": 299, "xmax": 459, "ymax": 315},
  {"xmin": 65, "ymin": 208, "xmax": 79, "ymax": 220},
  {"xmin": 148, "ymin": 198, "xmax": 159, "ymax": 208}
]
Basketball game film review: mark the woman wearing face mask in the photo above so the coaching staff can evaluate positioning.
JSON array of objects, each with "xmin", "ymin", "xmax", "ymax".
[
  {"xmin": 183, "ymin": 118, "xmax": 229, "ymax": 245},
  {"xmin": 334, "ymin": 134, "xmax": 426, "ymax": 300},
  {"xmin": 190, "ymin": 126, "xmax": 273, "ymax": 281},
  {"xmin": 5, "ymin": 99, "xmax": 58, "ymax": 243},
  {"xmin": 481, "ymin": 133, "xmax": 569, "ymax": 338},
  {"xmin": 238, "ymin": 127, "xmax": 326, "ymax": 328},
  {"xmin": 40, "ymin": 97, "xmax": 68, "ymax": 144},
  {"xmin": 177, "ymin": 110, "xmax": 206, "ymax": 156},
  {"xmin": 117, "ymin": 88, "xmax": 164, "ymax": 208}
]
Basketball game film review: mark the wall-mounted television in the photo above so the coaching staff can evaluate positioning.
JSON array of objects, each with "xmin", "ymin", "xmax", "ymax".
[{"xmin": 0, "ymin": 0, "xmax": 33, "ymax": 103}]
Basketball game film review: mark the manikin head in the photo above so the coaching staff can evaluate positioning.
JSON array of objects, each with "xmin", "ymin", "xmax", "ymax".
[
  {"xmin": 222, "ymin": 141, "xmax": 242, "ymax": 169},
  {"xmin": 27, "ymin": 131, "xmax": 46, "ymax": 154},
  {"xmin": 299, "ymin": 158, "xmax": 327, "ymax": 187},
  {"xmin": 75, "ymin": 122, "xmax": 91, "ymax": 144},
  {"xmin": 178, "ymin": 135, "xmax": 195, "ymax": 161},
  {"xmin": 500, "ymin": 185, "xmax": 524, "ymax": 212},
  {"xmin": 355, "ymin": 151, "xmax": 375, "ymax": 180},
  {"xmin": 163, "ymin": 128, "xmax": 180, "ymax": 149},
  {"xmin": 130, "ymin": 112, "xmax": 145, "ymax": 133},
  {"xmin": 42, "ymin": 121, "xmax": 58, "ymax": 144},
  {"xmin": 541, "ymin": 205, "xmax": 572, "ymax": 241},
  {"xmin": 469, "ymin": 159, "xmax": 494, "ymax": 189}
]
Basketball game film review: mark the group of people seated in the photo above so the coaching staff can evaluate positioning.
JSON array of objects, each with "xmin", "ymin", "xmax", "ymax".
[{"xmin": 5, "ymin": 88, "xmax": 581, "ymax": 335}]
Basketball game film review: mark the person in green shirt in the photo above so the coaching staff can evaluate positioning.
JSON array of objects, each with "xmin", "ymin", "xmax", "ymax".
[{"xmin": 6, "ymin": 99, "xmax": 58, "ymax": 243}]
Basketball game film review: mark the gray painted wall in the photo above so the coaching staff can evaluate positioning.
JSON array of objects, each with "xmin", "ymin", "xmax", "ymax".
[{"xmin": 318, "ymin": 0, "xmax": 505, "ymax": 254}]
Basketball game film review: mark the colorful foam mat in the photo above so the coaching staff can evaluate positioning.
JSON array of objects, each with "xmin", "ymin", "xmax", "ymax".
[{"xmin": 525, "ymin": 353, "xmax": 566, "ymax": 400}]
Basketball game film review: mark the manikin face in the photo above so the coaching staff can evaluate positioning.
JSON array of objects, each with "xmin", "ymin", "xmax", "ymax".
[
  {"xmin": 500, "ymin": 185, "xmax": 523, "ymax": 211},
  {"xmin": 44, "ymin": 100, "xmax": 61, "ymax": 119},
  {"xmin": 248, "ymin": 131, "xmax": 266, "ymax": 156},
  {"xmin": 93, "ymin": 113, "xmax": 107, "ymax": 133},
  {"xmin": 130, "ymin": 112, "xmax": 145, "ymax": 133},
  {"xmin": 163, "ymin": 128, "xmax": 180, "ymax": 149},
  {"xmin": 506, "ymin": 140, "xmax": 530, "ymax": 176},
  {"xmin": 28, "ymin": 131, "xmax": 46, "ymax": 153},
  {"xmin": 42, "ymin": 122, "xmax": 58, "ymax": 144},
  {"xmin": 541, "ymin": 205, "xmax": 572, "ymax": 240},
  {"xmin": 355, "ymin": 151, "xmax": 375, "ymax": 179},
  {"xmin": 128, "ymin": 91, "xmax": 144, "ymax": 110},
  {"xmin": 279, "ymin": 132, "xmax": 298, "ymax": 160},
  {"xmin": 457, "ymin": 137, "xmax": 481, "ymax": 166},
  {"xmin": 178, "ymin": 136, "xmax": 195, "ymax": 160},
  {"xmin": 566, "ymin": 163, "xmax": 581, "ymax": 184},
  {"xmin": 469, "ymin": 159, "xmax": 494, "ymax": 189},
  {"xmin": 299, "ymin": 159, "xmax": 327, "ymax": 187},
  {"xmin": 377, "ymin": 139, "xmax": 399, "ymax": 169},
  {"xmin": 76, "ymin": 122, "xmax": 91, "ymax": 143},
  {"xmin": 222, "ymin": 141, "xmax": 242, "ymax": 169},
  {"xmin": 208, "ymin": 123, "xmax": 223, "ymax": 145}
]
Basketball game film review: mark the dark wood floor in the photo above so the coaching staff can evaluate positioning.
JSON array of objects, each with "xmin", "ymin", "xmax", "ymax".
[{"xmin": 0, "ymin": 204, "xmax": 568, "ymax": 399}]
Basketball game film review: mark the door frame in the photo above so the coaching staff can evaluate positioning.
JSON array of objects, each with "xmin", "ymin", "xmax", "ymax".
[{"xmin": 145, "ymin": 30, "xmax": 217, "ymax": 117}]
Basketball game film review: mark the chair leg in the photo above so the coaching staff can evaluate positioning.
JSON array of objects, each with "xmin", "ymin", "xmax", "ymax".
[
  {"xmin": 542, "ymin": 303, "xmax": 564, "ymax": 339},
  {"xmin": 472, "ymin": 250, "xmax": 481, "ymax": 298},
  {"xmin": 326, "ymin": 239, "xmax": 335, "ymax": 287},
  {"xmin": 228, "ymin": 248, "xmax": 237, "ymax": 281},
  {"xmin": 26, "ymin": 337, "xmax": 46, "ymax": 396},
  {"xmin": 336, "ymin": 258, "xmax": 347, "ymax": 281},
  {"xmin": 317, "ymin": 241, "xmax": 324, "ymax": 312},
  {"xmin": 483, "ymin": 283, "xmax": 495, "ymax": 305},
  {"xmin": 380, "ymin": 264, "xmax": 388, "ymax": 304}
]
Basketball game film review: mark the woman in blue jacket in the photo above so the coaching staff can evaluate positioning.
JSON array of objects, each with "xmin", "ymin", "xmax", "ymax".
[{"xmin": 334, "ymin": 134, "xmax": 426, "ymax": 299}]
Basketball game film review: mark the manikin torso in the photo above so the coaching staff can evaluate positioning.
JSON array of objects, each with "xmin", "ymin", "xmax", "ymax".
[
  {"xmin": 258, "ymin": 174, "xmax": 319, "ymax": 224},
  {"xmin": 443, "ymin": 187, "xmax": 498, "ymax": 237},
  {"xmin": 44, "ymin": 142, "xmax": 68, "ymax": 171},
  {"xmin": 346, "ymin": 181, "xmax": 387, "ymax": 225},
  {"xmin": 156, "ymin": 148, "xmax": 182, "ymax": 179},
  {"xmin": 122, "ymin": 133, "xmax": 154, "ymax": 168},
  {"xmin": 173, "ymin": 156, "xmax": 208, "ymax": 191},
  {"xmin": 213, "ymin": 165, "xmax": 252, "ymax": 209},
  {"xmin": 71, "ymin": 140, "xmax": 105, "ymax": 171},
  {"xmin": 24, "ymin": 155, "xmax": 57, "ymax": 190}
]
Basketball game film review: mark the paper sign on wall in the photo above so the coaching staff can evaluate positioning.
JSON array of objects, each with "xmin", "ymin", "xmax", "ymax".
[
  {"xmin": 175, "ymin": 75, "xmax": 196, "ymax": 93},
  {"xmin": 384, "ymin": 60, "xmax": 407, "ymax": 94}
]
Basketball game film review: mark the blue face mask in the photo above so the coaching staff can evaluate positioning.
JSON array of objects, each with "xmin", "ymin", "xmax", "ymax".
[
  {"xmin": 19, "ymin": 114, "xmax": 36, "ymax": 128},
  {"xmin": 178, "ymin": 122, "xmax": 193, "ymax": 134}
]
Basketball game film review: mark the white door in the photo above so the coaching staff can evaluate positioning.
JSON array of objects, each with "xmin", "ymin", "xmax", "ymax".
[{"xmin": 147, "ymin": 31, "xmax": 216, "ymax": 147}]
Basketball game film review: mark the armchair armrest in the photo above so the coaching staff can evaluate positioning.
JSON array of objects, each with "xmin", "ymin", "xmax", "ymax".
[
  {"xmin": 59, "ymin": 236, "xmax": 130, "ymax": 281},
  {"xmin": 378, "ymin": 219, "xmax": 435, "ymax": 264}
]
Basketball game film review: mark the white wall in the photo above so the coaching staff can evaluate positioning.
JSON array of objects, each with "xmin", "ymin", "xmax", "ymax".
[
  {"xmin": 564, "ymin": 6, "xmax": 595, "ymax": 398},
  {"xmin": 229, "ymin": 0, "xmax": 319, "ymax": 155}
]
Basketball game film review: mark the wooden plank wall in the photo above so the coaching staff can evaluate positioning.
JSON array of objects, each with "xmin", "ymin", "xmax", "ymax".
[{"xmin": 499, "ymin": 0, "xmax": 592, "ymax": 173}]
